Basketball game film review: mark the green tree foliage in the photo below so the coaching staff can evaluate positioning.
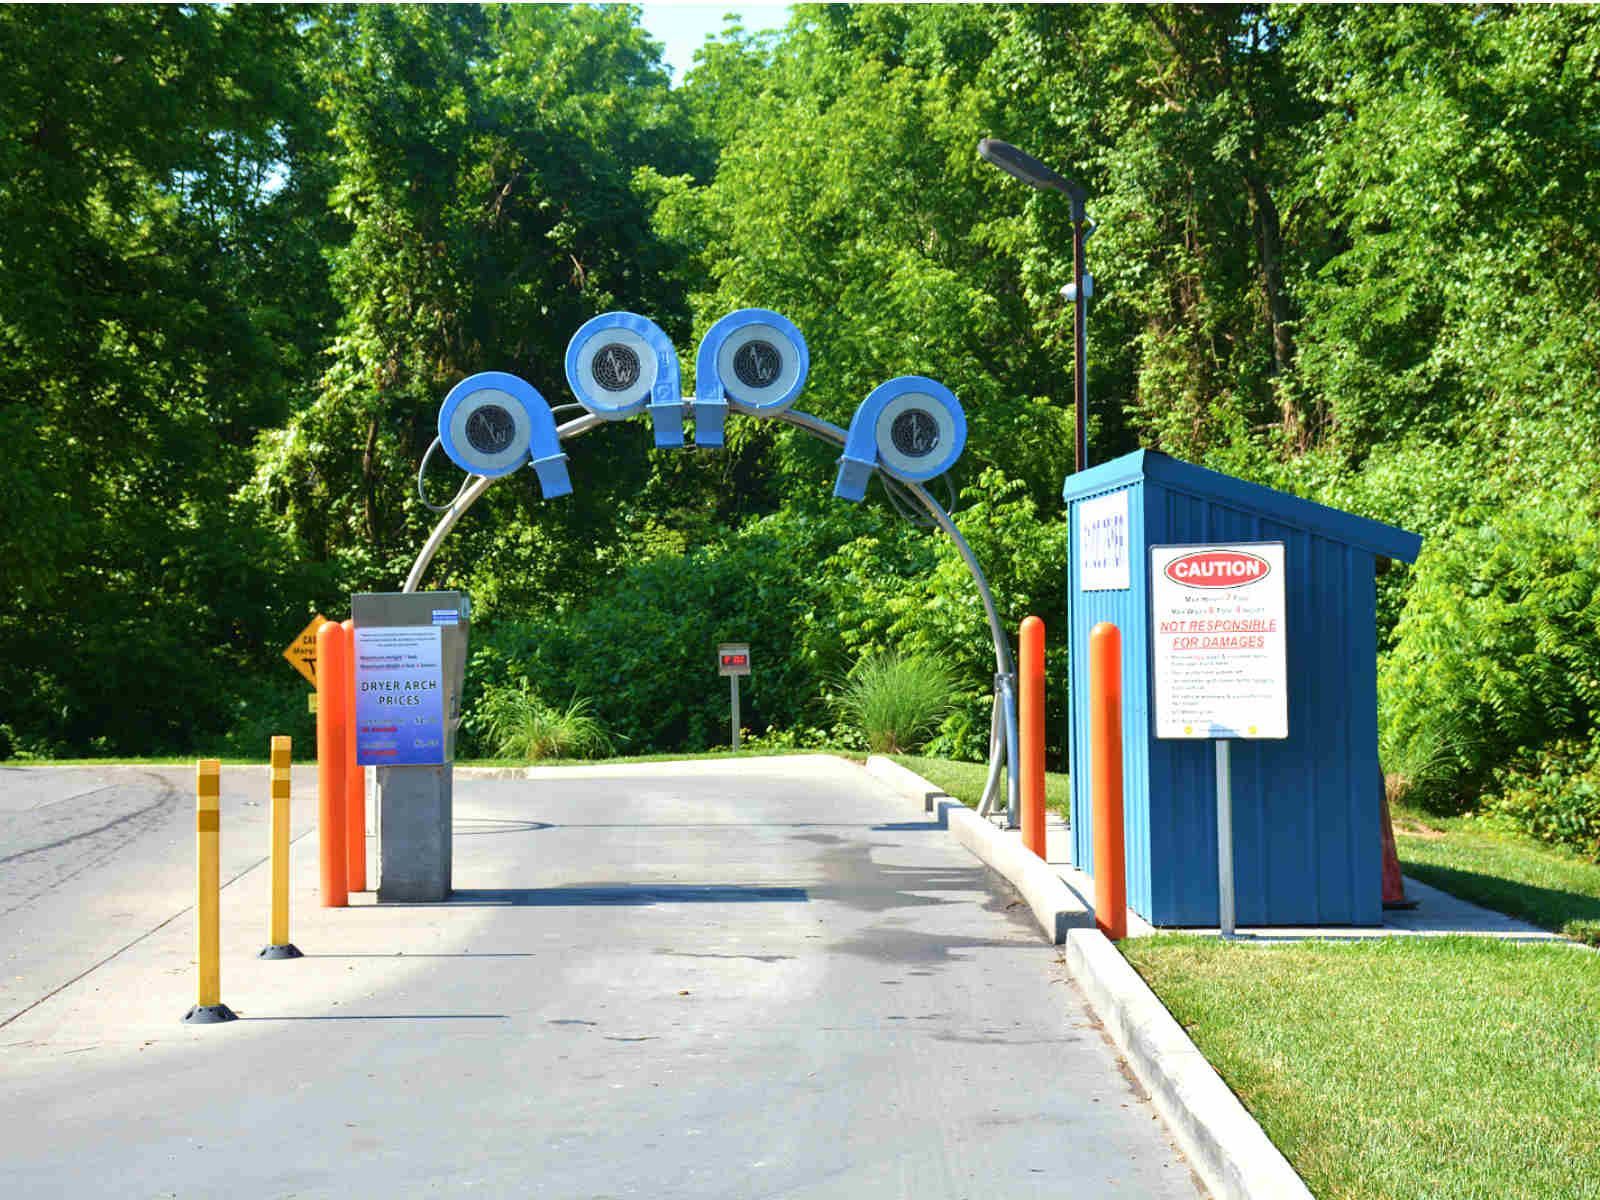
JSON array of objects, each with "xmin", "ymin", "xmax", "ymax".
[
  {"xmin": 253, "ymin": 5, "xmax": 706, "ymax": 602},
  {"xmin": 4, "ymin": 0, "xmax": 1600, "ymax": 854},
  {"xmin": 1382, "ymin": 502, "xmax": 1600, "ymax": 798},
  {"xmin": 457, "ymin": 472, "xmax": 1062, "ymax": 761},
  {"xmin": 1287, "ymin": 6, "xmax": 1600, "ymax": 459},
  {"xmin": 0, "ymin": 5, "xmax": 335, "ymax": 752},
  {"xmin": 652, "ymin": 4, "xmax": 1082, "ymax": 507}
]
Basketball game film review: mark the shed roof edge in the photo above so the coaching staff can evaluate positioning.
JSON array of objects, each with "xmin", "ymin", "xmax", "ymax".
[{"xmin": 1062, "ymin": 450, "xmax": 1422, "ymax": 563}]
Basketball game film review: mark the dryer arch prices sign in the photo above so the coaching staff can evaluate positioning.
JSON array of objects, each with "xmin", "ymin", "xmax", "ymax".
[{"xmin": 1151, "ymin": 543, "xmax": 1287, "ymax": 739}]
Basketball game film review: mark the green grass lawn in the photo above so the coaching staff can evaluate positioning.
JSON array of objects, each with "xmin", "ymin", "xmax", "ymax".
[
  {"xmin": 888, "ymin": 754, "xmax": 1071, "ymax": 822},
  {"xmin": 1394, "ymin": 808, "xmax": 1600, "ymax": 943},
  {"xmin": 1122, "ymin": 934, "xmax": 1600, "ymax": 1200},
  {"xmin": 1119, "ymin": 811, "xmax": 1600, "ymax": 1197}
]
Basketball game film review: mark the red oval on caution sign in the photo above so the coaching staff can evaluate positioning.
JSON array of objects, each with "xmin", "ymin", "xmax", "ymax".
[{"xmin": 1164, "ymin": 549, "xmax": 1270, "ymax": 589}]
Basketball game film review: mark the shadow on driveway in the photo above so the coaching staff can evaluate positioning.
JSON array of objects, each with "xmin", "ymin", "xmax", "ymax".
[{"xmin": 381, "ymin": 884, "xmax": 812, "ymax": 908}]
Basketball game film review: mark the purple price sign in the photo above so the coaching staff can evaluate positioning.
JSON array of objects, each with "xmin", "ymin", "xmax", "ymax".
[{"xmin": 354, "ymin": 625, "xmax": 445, "ymax": 766}]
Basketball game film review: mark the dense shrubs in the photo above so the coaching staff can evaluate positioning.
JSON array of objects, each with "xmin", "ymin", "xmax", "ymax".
[
  {"xmin": 1379, "ymin": 500, "xmax": 1600, "ymax": 821},
  {"xmin": 461, "ymin": 507, "xmax": 858, "ymax": 756},
  {"xmin": 457, "ymin": 470, "xmax": 1066, "ymax": 763},
  {"xmin": 1482, "ymin": 736, "xmax": 1600, "ymax": 860}
]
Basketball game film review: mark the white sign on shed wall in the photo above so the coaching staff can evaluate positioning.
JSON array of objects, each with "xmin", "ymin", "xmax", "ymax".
[
  {"xmin": 1151, "ymin": 542, "xmax": 1288, "ymax": 740},
  {"xmin": 1078, "ymin": 490, "xmax": 1131, "ymax": 591}
]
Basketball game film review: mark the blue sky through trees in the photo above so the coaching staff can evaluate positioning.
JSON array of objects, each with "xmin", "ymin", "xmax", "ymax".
[{"xmin": 636, "ymin": 3, "xmax": 790, "ymax": 81}]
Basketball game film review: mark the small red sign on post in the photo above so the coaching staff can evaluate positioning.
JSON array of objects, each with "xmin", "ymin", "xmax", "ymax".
[{"xmin": 718, "ymin": 643, "xmax": 750, "ymax": 751}]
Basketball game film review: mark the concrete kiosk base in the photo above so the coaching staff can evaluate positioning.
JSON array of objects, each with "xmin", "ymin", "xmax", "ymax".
[{"xmin": 376, "ymin": 764, "xmax": 452, "ymax": 902}]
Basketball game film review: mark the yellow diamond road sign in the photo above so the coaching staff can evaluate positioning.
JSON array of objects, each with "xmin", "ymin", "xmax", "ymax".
[{"xmin": 283, "ymin": 614, "xmax": 328, "ymax": 688}]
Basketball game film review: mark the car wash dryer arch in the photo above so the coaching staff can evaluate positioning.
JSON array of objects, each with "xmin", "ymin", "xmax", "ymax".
[{"xmin": 350, "ymin": 308, "xmax": 1022, "ymax": 901}]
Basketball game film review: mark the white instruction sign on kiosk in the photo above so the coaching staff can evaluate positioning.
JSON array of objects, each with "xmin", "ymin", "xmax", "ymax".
[
  {"xmin": 1150, "ymin": 541, "xmax": 1287, "ymax": 938},
  {"xmin": 1078, "ymin": 490, "xmax": 1131, "ymax": 592},
  {"xmin": 1151, "ymin": 542, "xmax": 1288, "ymax": 740}
]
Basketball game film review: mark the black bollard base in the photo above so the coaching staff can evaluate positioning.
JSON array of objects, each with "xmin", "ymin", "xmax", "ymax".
[
  {"xmin": 183, "ymin": 1003, "xmax": 238, "ymax": 1025},
  {"xmin": 257, "ymin": 943, "xmax": 304, "ymax": 960}
]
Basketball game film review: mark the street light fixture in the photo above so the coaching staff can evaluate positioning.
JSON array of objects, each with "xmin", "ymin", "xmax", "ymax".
[{"xmin": 977, "ymin": 137, "xmax": 1091, "ymax": 474}]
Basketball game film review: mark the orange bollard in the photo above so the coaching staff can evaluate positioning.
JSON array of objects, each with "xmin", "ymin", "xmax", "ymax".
[
  {"xmin": 1019, "ymin": 616, "xmax": 1047, "ymax": 859},
  {"xmin": 342, "ymin": 618, "xmax": 367, "ymax": 892},
  {"xmin": 1090, "ymin": 621, "xmax": 1127, "ymax": 940},
  {"xmin": 316, "ymin": 618, "xmax": 348, "ymax": 907}
]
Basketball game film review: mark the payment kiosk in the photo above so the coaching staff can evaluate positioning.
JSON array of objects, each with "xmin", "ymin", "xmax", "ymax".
[
  {"xmin": 351, "ymin": 590, "xmax": 471, "ymax": 902},
  {"xmin": 1063, "ymin": 451, "xmax": 1421, "ymax": 926}
]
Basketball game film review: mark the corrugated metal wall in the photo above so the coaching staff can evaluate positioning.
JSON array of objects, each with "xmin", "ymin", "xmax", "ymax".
[
  {"xmin": 1068, "ymin": 472, "xmax": 1383, "ymax": 927},
  {"xmin": 1067, "ymin": 484, "xmax": 1152, "ymax": 911}
]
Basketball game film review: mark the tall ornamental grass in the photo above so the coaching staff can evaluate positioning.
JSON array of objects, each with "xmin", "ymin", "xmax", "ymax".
[
  {"xmin": 477, "ymin": 685, "xmax": 615, "ymax": 761},
  {"xmin": 832, "ymin": 651, "xmax": 957, "ymax": 755}
]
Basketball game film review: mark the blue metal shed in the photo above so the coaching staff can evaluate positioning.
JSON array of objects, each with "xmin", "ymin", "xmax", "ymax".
[{"xmin": 1063, "ymin": 450, "xmax": 1423, "ymax": 926}]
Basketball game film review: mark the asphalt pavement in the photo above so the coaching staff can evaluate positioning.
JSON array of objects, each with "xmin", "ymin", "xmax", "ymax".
[{"xmin": 0, "ymin": 756, "xmax": 1200, "ymax": 1198}]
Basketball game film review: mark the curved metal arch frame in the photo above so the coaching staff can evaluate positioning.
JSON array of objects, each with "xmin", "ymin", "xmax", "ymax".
[{"xmin": 405, "ymin": 406, "xmax": 1021, "ymax": 824}]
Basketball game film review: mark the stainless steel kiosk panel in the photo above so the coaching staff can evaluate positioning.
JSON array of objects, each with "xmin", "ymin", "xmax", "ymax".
[{"xmin": 352, "ymin": 590, "xmax": 471, "ymax": 902}]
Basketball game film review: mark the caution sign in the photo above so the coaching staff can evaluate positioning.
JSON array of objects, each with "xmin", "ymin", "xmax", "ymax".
[
  {"xmin": 1151, "ymin": 543, "xmax": 1287, "ymax": 739},
  {"xmin": 282, "ymin": 614, "xmax": 328, "ymax": 688}
]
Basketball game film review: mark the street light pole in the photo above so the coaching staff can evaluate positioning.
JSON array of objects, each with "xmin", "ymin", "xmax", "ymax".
[
  {"xmin": 977, "ymin": 137, "xmax": 1090, "ymax": 474},
  {"xmin": 1070, "ymin": 202, "xmax": 1088, "ymax": 474}
]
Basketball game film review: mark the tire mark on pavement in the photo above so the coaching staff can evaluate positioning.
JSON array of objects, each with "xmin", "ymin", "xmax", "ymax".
[
  {"xmin": 0, "ymin": 787, "xmax": 173, "ymax": 865},
  {"xmin": 0, "ymin": 773, "xmax": 180, "ymax": 918}
]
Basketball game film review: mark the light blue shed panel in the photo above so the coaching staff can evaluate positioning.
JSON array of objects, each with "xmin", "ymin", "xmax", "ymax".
[
  {"xmin": 1067, "ymin": 482, "xmax": 1151, "ymax": 913},
  {"xmin": 1065, "ymin": 451, "xmax": 1417, "ymax": 927}
]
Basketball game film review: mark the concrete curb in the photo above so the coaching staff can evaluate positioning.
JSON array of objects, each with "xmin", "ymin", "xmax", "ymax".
[{"xmin": 862, "ymin": 755, "xmax": 1315, "ymax": 1200}]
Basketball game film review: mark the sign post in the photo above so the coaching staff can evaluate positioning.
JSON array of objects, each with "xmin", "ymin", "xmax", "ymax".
[
  {"xmin": 718, "ymin": 643, "xmax": 750, "ymax": 750},
  {"xmin": 1150, "ymin": 542, "xmax": 1287, "ymax": 937},
  {"xmin": 1214, "ymin": 737, "xmax": 1235, "ymax": 934}
]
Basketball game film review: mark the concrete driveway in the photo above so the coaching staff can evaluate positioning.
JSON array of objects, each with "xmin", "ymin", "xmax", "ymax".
[{"xmin": 0, "ymin": 756, "xmax": 1200, "ymax": 1198}]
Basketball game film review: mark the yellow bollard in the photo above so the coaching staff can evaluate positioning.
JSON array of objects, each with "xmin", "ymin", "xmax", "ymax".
[
  {"xmin": 184, "ymin": 760, "xmax": 237, "ymax": 1024},
  {"xmin": 259, "ymin": 737, "xmax": 302, "ymax": 960}
]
